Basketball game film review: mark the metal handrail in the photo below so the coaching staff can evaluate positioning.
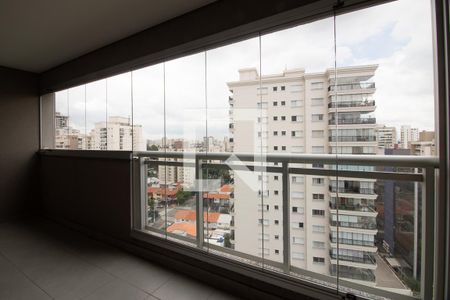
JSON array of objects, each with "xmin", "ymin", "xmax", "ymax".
[
  {"xmin": 328, "ymin": 136, "xmax": 377, "ymax": 142},
  {"xmin": 328, "ymin": 82, "xmax": 376, "ymax": 91},
  {"xmin": 328, "ymin": 117, "xmax": 376, "ymax": 125},
  {"xmin": 328, "ymin": 100, "xmax": 376, "ymax": 108},
  {"xmin": 134, "ymin": 151, "xmax": 439, "ymax": 168}
]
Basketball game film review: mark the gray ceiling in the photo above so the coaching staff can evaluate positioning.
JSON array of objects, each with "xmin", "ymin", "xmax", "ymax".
[{"xmin": 0, "ymin": 0, "xmax": 214, "ymax": 73}]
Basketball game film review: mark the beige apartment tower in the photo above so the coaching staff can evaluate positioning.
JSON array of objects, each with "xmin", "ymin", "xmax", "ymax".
[{"xmin": 227, "ymin": 65, "xmax": 379, "ymax": 285}]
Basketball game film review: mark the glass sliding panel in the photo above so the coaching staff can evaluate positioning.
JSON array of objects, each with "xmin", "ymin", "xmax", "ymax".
[
  {"xmin": 164, "ymin": 53, "xmax": 206, "ymax": 245},
  {"xmin": 40, "ymin": 93, "xmax": 56, "ymax": 149},
  {"xmin": 260, "ymin": 15, "xmax": 336, "ymax": 282},
  {"xmin": 132, "ymin": 64, "xmax": 165, "ymax": 233},
  {"xmin": 54, "ymin": 90, "xmax": 69, "ymax": 149},
  {"xmin": 67, "ymin": 85, "xmax": 86, "ymax": 150},
  {"xmin": 332, "ymin": 175, "xmax": 423, "ymax": 298},
  {"xmin": 86, "ymin": 79, "xmax": 107, "ymax": 150},
  {"xmin": 204, "ymin": 36, "xmax": 267, "ymax": 266},
  {"xmin": 335, "ymin": 0, "xmax": 435, "ymax": 298},
  {"xmin": 106, "ymin": 73, "xmax": 133, "ymax": 151}
]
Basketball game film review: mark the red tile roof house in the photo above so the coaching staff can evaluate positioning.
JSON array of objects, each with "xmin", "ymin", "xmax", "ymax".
[
  {"xmin": 166, "ymin": 222, "xmax": 196, "ymax": 237},
  {"xmin": 147, "ymin": 183, "xmax": 181, "ymax": 202},
  {"xmin": 203, "ymin": 184, "xmax": 234, "ymax": 207},
  {"xmin": 174, "ymin": 210, "xmax": 221, "ymax": 229}
]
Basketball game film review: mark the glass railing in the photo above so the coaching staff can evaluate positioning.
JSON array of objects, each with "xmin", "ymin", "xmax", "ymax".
[
  {"xmin": 329, "ymin": 186, "xmax": 375, "ymax": 195},
  {"xmin": 328, "ymin": 100, "xmax": 376, "ymax": 108},
  {"xmin": 330, "ymin": 265, "xmax": 376, "ymax": 282},
  {"xmin": 329, "ymin": 136, "xmax": 377, "ymax": 142},
  {"xmin": 329, "ymin": 201, "xmax": 376, "ymax": 213},
  {"xmin": 329, "ymin": 251, "xmax": 376, "ymax": 265},
  {"xmin": 328, "ymin": 117, "xmax": 376, "ymax": 125},
  {"xmin": 329, "ymin": 234, "xmax": 376, "ymax": 247},
  {"xmin": 330, "ymin": 219, "xmax": 377, "ymax": 230},
  {"xmin": 328, "ymin": 82, "xmax": 376, "ymax": 91},
  {"xmin": 132, "ymin": 151, "xmax": 438, "ymax": 300}
]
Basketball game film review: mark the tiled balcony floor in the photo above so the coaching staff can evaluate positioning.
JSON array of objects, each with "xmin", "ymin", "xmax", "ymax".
[{"xmin": 0, "ymin": 218, "xmax": 240, "ymax": 300}]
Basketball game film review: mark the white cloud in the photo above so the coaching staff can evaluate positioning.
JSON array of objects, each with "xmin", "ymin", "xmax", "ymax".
[{"xmin": 336, "ymin": 0, "xmax": 435, "ymax": 130}]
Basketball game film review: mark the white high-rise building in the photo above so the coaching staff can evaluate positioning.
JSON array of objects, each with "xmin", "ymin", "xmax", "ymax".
[
  {"xmin": 55, "ymin": 113, "xmax": 89, "ymax": 150},
  {"xmin": 377, "ymin": 125, "xmax": 397, "ymax": 149},
  {"xmin": 400, "ymin": 125, "xmax": 419, "ymax": 149},
  {"xmin": 227, "ymin": 65, "xmax": 379, "ymax": 285},
  {"xmin": 91, "ymin": 116, "xmax": 145, "ymax": 151}
]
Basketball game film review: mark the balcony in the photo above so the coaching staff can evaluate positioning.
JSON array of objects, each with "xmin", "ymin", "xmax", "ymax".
[
  {"xmin": 329, "ymin": 234, "xmax": 376, "ymax": 247},
  {"xmin": 328, "ymin": 100, "xmax": 376, "ymax": 108},
  {"xmin": 329, "ymin": 218, "xmax": 377, "ymax": 230},
  {"xmin": 328, "ymin": 117, "xmax": 376, "ymax": 125},
  {"xmin": 330, "ymin": 251, "xmax": 376, "ymax": 265},
  {"xmin": 329, "ymin": 135, "xmax": 377, "ymax": 142},
  {"xmin": 330, "ymin": 265, "xmax": 376, "ymax": 282},
  {"xmin": 329, "ymin": 201, "xmax": 377, "ymax": 213},
  {"xmin": 328, "ymin": 82, "xmax": 376, "ymax": 92},
  {"xmin": 329, "ymin": 186, "xmax": 375, "ymax": 195}
]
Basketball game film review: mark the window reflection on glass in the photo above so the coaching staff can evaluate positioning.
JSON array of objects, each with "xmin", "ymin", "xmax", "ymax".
[
  {"xmin": 54, "ymin": 90, "xmax": 69, "ymax": 149},
  {"xmin": 67, "ymin": 86, "xmax": 86, "ymax": 150},
  {"xmin": 335, "ymin": 0, "xmax": 434, "ymax": 296},
  {"xmin": 86, "ymin": 79, "xmax": 107, "ymax": 150},
  {"xmin": 163, "ymin": 53, "xmax": 206, "ymax": 243},
  {"xmin": 106, "ymin": 73, "xmax": 133, "ymax": 151}
]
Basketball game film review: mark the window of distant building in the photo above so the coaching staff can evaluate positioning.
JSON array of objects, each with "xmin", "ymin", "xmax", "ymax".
[
  {"xmin": 311, "ymin": 114, "xmax": 323, "ymax": 122},
  {"xmin": 311, "ymin": 82, "xmax": 324, "ymax": 90}
]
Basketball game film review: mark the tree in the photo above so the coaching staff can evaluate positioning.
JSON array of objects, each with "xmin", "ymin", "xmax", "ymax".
[
  {"xmin": 176, "ymin": 190, "xmax": 192, "ymax": 205},
  {"xmin": 148, "ymin": 196, "xmax": 155, "ymax": 211},
  {"xmin": 224, "ymin": 233, "xmax": 232, "ymax": 248},
  {"xmin": 202, "ymin": 166, "xmax": 232, "ymax": 184},
  {"xmin": 147, "ymin": 144, "xmax": 159, "ymax": 151},
  {"xmin": 148, "ymin": 168, "xmax": 157, "ymax": 178}
]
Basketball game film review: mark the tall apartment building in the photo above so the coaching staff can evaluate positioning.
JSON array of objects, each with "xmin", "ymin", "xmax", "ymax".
[
  {"xmin": 55, "ymin": 112, "xmax": 68, "ymax": 129},
  {"xmin": 228, "ymin": 65, "xmax": 379, "ymax": 285},
  {"xmin": 55, "ymin": 113, "xmax": 88, "ymax": 150},
  {"xmin": 91, "ymin": 116, "xmax": 145, "ymax": 151},
  {"xmin": 55, "ymin": 114, "xmax": 145, "ymax": 151},
  {"xmin": 411, "ymin": 130, "xmax": 436, "ymax": 156},
  {"xmin": 158, "ymin": 159, "xmax": 195, "ymax": 188},
  {"xmin": 377, "ymin": 125, "xmax": 397, "ymax": 149},
  {"xmin": 400, "ymin": 125, "xmax": 419, "ymax": 149}
]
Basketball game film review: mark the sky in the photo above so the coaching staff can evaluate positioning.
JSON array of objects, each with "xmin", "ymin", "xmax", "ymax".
[{"xmin": 55, "ymin": 0, "xmax": 435, "ymax": 141}]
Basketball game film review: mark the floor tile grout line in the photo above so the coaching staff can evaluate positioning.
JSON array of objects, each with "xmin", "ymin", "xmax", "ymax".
[
  {"xmin": 77, "ymin": 273, "xmax": 117, "ymax": 300},
  {"xmin": 46, "ymin": 231, "xmax": 168, "ymax": 299},
  {"xmin": 20, "ymin": 221, "xmax": 158, "ymax": 298},
  {"xmin": 151, "ymin": 274, "xmax": 217, "ymax": 300},
  {"xmin": 0, "ymin": 249, "xmax": 56, "ymax": 300},
  {"xmin": 56, "ymin": 236, "xmax": 222, "ymax": 300},
  {"xmin": 66, "ymin": 244, "xmax": 170, "ymax": 298},
  {"xmin": 146, "ymin": 274, "xmax": 175, "ymax": 296},
  {"xmin": 5, "ymin": 219, "xmax": 221, "ymax": 300},
  {"xmin": 60, "ymin": 247, "xmax": 162, "ymax": 299},
  {"xmin": 32, "ymin": 218, "xmax": 192, "ymax": 299},
  {"xmin": 34, "ymin": 219, "xmax": 217, "ymax": 299},
  {"xmin": 1, "ymin": 221, "xmax": 156, "ymax": 300}
]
